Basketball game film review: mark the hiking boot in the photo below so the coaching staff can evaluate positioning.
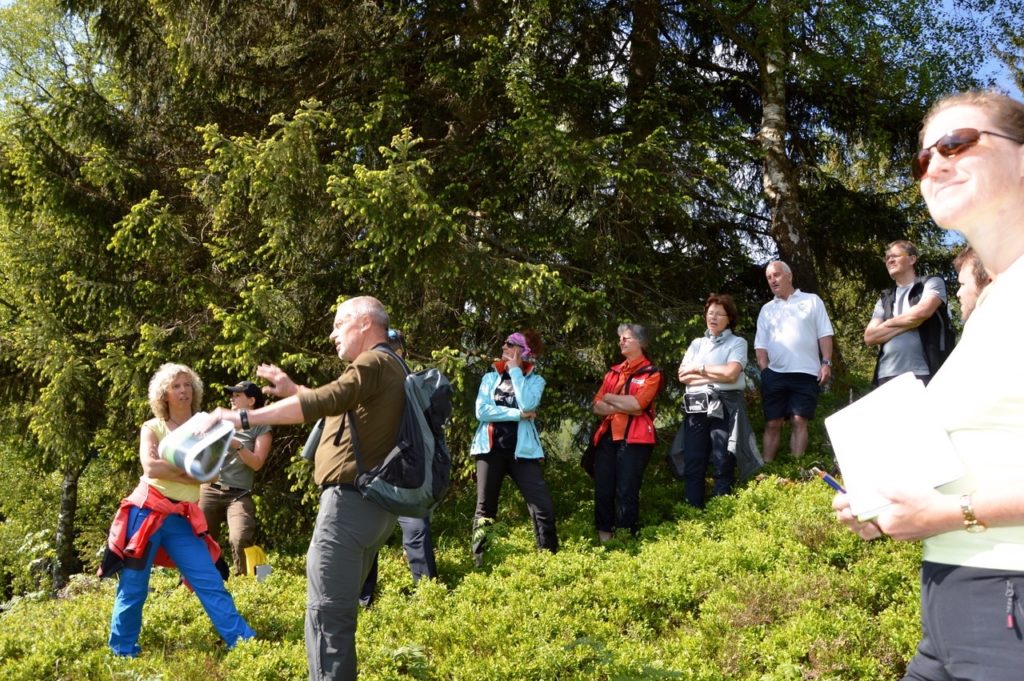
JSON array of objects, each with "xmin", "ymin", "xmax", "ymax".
[{"xmin": 471, "ymin": 517, "xmax": 494, "ymax": 567}]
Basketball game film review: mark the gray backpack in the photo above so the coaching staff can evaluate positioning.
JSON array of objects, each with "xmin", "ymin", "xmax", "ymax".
[{"xmin": 348, "ymin": 347, "xmax": 453, "ymax": 517}]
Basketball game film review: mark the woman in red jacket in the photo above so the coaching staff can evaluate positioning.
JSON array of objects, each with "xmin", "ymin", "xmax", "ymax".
[{"xmin": 590, "ymin": 324, "xmax": 662, "ymax": 542}]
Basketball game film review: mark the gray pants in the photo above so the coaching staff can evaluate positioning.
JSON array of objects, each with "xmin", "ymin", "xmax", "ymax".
[
  {"xmin": 306, "ymin": 485, "xmax": 396, "ymax": 681},
  {"xmin": 903, "ymin": 561, "xmax": 1024, "ymax": 681}
]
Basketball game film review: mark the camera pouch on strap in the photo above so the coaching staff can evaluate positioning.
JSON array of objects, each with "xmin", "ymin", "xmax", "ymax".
[
  {"xmin": 683, "ymin": 391, "xmax": 710, "ymax": 414},
  {"xmin": 301, "ymin": 418, "xmax": 325, "ymax": 461}
]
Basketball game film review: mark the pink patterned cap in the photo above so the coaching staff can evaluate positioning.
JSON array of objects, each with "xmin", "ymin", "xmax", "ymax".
[{"xmin": 504, "ymin": 332, "xmax": 532, "ymax": 359}]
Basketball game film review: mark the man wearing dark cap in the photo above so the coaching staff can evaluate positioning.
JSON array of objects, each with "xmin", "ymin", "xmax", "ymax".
[{"xmin": 199, "ymin": 380, "xmax": 273, "ymax": 576}]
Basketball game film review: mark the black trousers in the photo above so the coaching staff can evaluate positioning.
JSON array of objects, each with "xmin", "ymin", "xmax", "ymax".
[
  {"xmin": 592, "ymin": 432, "xmax": 652, "ymax": 535},
  {"xmin": 474, "ymin": 447, "xmax": 558, "ymax": 553},
  {"xmin": 902, "ymin": 561, "xmax": 1024, "ymax": 681},
  {"xmin": 682, "ymin": 412, "xmax": 736, "ymax": 509}
]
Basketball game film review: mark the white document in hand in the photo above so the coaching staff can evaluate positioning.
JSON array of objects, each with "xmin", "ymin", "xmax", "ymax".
[
  {"xmin": 824, "ymin": 372, "xmax": 964, "ymax": 520},
  {"xmin": 157, "ymin": 412, "xmax": 235, "ymax": 483}
]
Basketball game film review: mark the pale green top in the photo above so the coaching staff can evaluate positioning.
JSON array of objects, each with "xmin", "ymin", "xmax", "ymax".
[
  {"xmin": 924, "ymin": 256, "xmax": 1024, "ymax": 570},
  {"xmin": 142, "ymin": 417, "xmax": 200, "ymax": 503}
]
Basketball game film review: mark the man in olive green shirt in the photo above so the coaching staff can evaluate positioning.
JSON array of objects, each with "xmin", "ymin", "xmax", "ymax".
[{"xmin": 207, "ymin": 296, "xmax": 404, "ymax": 681}]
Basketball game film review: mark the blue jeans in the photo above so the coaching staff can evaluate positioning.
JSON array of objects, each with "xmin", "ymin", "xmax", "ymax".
[
  {"xmin": 682, "ymin": 412, "xmax": 736, "ymax": 508},
  {"xmin": 592, "ymin": 433, "xmax": 652, "ymax": 534},
  {"xmin": 108, "ymin": 507, "xmax": 255, "ymax": 656}
]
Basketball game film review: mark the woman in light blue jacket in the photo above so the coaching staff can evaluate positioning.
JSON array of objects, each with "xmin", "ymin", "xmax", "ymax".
[{"xmin": 470, "ymin": 329, "xmax": 558, "ymax": 566}]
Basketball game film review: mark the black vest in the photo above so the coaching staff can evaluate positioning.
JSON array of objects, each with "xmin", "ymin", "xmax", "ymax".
[{"xmin": 871, "ymin": 275, "xmax": 956, "ymax": 386}]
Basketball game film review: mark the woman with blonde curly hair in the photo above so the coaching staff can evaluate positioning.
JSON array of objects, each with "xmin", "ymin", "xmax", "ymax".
[{"xmin": 102, "ymin": 362, "xmax": 254, "ymax": 657}]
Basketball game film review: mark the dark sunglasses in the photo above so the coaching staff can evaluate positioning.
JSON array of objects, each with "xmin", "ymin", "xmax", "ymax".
[
  {"xmin": 502, "ymin": 341, "xmax": 523, "ymax": 349},
  {"xmin": 912, "ymin": 128, "xmax": 1023, "ymax": 180}
]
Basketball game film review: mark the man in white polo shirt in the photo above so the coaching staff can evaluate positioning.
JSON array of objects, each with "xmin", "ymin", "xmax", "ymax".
[{"xmin": 754, "ymin": 260, "xmax": 834, "ymax": 462}]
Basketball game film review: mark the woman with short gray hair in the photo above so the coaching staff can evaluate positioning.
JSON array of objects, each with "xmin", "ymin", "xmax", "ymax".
[{"xmin": 588, "ymin": 324, "xmax": 663, "ymax": 541}]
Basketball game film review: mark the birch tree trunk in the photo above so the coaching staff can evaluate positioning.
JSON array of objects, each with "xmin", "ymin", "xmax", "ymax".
[{"xmin": 758, "ymin": 2, "xmax": 820, "ymax": 293}]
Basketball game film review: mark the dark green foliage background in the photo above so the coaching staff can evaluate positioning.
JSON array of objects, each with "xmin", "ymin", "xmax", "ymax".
[{"xmin": 1, "ymin": 0, "xmax": 1021, "ymax": 675}]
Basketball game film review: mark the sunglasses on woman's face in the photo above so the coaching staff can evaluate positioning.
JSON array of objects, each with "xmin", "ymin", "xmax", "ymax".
[{"xmin": 912, "ymin": 128, "xmax": 1023, "ymax": 180}]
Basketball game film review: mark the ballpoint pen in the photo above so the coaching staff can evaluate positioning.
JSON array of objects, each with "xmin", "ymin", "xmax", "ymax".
[
  {"xmin": 811, "ymin": 466, "xmax": 846, "ymax": 493},
  {"xmin": 812, "ymin": 466, "xmax": 886, "ymax": 534}
]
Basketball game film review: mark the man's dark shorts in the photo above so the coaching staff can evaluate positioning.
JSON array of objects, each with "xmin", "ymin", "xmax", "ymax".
[{"xmin": 761, "ymin": 368, "xmax": 820, "ymax": 421}]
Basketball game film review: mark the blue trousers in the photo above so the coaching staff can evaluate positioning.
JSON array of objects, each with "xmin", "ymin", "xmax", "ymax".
[
  {"xmin": 682, "ymin": 412, "xmax": 736, "ymax": 508},
  {"xmin": 592, "ymin": 433, "xmax": 652, "ymax": 535},
  {"xmin": 108, "ymin": 507, "xmax": 255, "ymax": 656},
  {"xmin": 360, "ymin": 515, "xmax": 437, "ymax": 606}
]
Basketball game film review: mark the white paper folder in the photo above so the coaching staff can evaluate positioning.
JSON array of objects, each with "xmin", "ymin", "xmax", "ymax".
[
  {"xmin": 823, "ymin": 372, "xmax": 964, "ymax": 520},
  {"xmin": 157, "ymin": 412, "xmax": 234, "ymax": 482}
]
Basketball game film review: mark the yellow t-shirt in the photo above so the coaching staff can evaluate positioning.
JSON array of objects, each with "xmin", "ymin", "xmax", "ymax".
[
  {"xmin": 141, "ymin": 417, "xmax": 200, "ymax": 503},
  {"xmin": 924, "ymin": 256, "xmax": 1024, "ymax": 570}
]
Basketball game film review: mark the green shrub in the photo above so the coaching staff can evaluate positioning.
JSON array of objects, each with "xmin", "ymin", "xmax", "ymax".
[{"xmin": 0, "ymin": 461, "xmax": 922, "ymax": 680}]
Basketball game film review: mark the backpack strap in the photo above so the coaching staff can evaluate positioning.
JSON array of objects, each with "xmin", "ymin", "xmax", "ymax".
[
  {"xmin": 346, "ymin": 411, "xmax": 366, "ymax": 475},
  {"xmin": 880, "ymin": 285, "xmax": 897, "ymax": 320},
  {"xmin": 373, "ymin": 342, "xmax": 412, "ymax": 377},
  {"xmin": 349, "ymin": 343, "xmax": 411, "ymax": 474},
  {"xmin": 330, "ymin": 412, "xmax": 365, "ymax": 474}
]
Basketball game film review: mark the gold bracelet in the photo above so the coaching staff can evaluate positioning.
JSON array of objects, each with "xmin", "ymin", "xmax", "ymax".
[{"xmin": 959, "ymin": 493, "xmax": 987, "ymax": 533}]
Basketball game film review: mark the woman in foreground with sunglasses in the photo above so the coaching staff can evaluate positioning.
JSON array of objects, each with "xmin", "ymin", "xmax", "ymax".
[
  {"xmin": 470, "ymin": 329, "xmax": 558, "ymax": 566},
  {"xmin": 834, "ymin": 91, "xmax": 1024, "ymax": 680}
]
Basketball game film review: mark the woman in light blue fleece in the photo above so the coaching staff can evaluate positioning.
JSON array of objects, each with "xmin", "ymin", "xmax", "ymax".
[{"xmin": 470, "ymin": 329, "xmax": 558, "ymax": 566}]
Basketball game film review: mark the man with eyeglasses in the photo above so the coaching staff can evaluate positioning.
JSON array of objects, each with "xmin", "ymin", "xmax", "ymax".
[
  {"xmin": 864, "ymin": 240, "xmax": 955, "ymax": 387},
  {"xmin": 201, "ymin": 296, "xmax": 405, "ymax": 681}
]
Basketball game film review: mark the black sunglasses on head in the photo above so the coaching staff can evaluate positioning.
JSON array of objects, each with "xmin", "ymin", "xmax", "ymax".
[{"xmin": 912, "ymin": 128, "xmax": 1024, "ymax": 180}]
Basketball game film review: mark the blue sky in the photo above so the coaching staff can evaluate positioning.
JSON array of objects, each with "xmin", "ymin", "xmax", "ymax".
[
  {"xmin": 942, "ymin": 0, "xmax": 1022, "ymax": 97},
  {"xmin": 982, "ymin": 51, "xmax": 1021, "ymax": 98}
]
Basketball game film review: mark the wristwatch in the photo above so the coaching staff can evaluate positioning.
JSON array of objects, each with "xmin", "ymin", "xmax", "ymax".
[
  {"xmin": 821, "ymin": 359, "xmax": 832, "ymax": 367},
  {"xmin": 959, "ymin": 494, "xmax": 987, "ymax": 533}
]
